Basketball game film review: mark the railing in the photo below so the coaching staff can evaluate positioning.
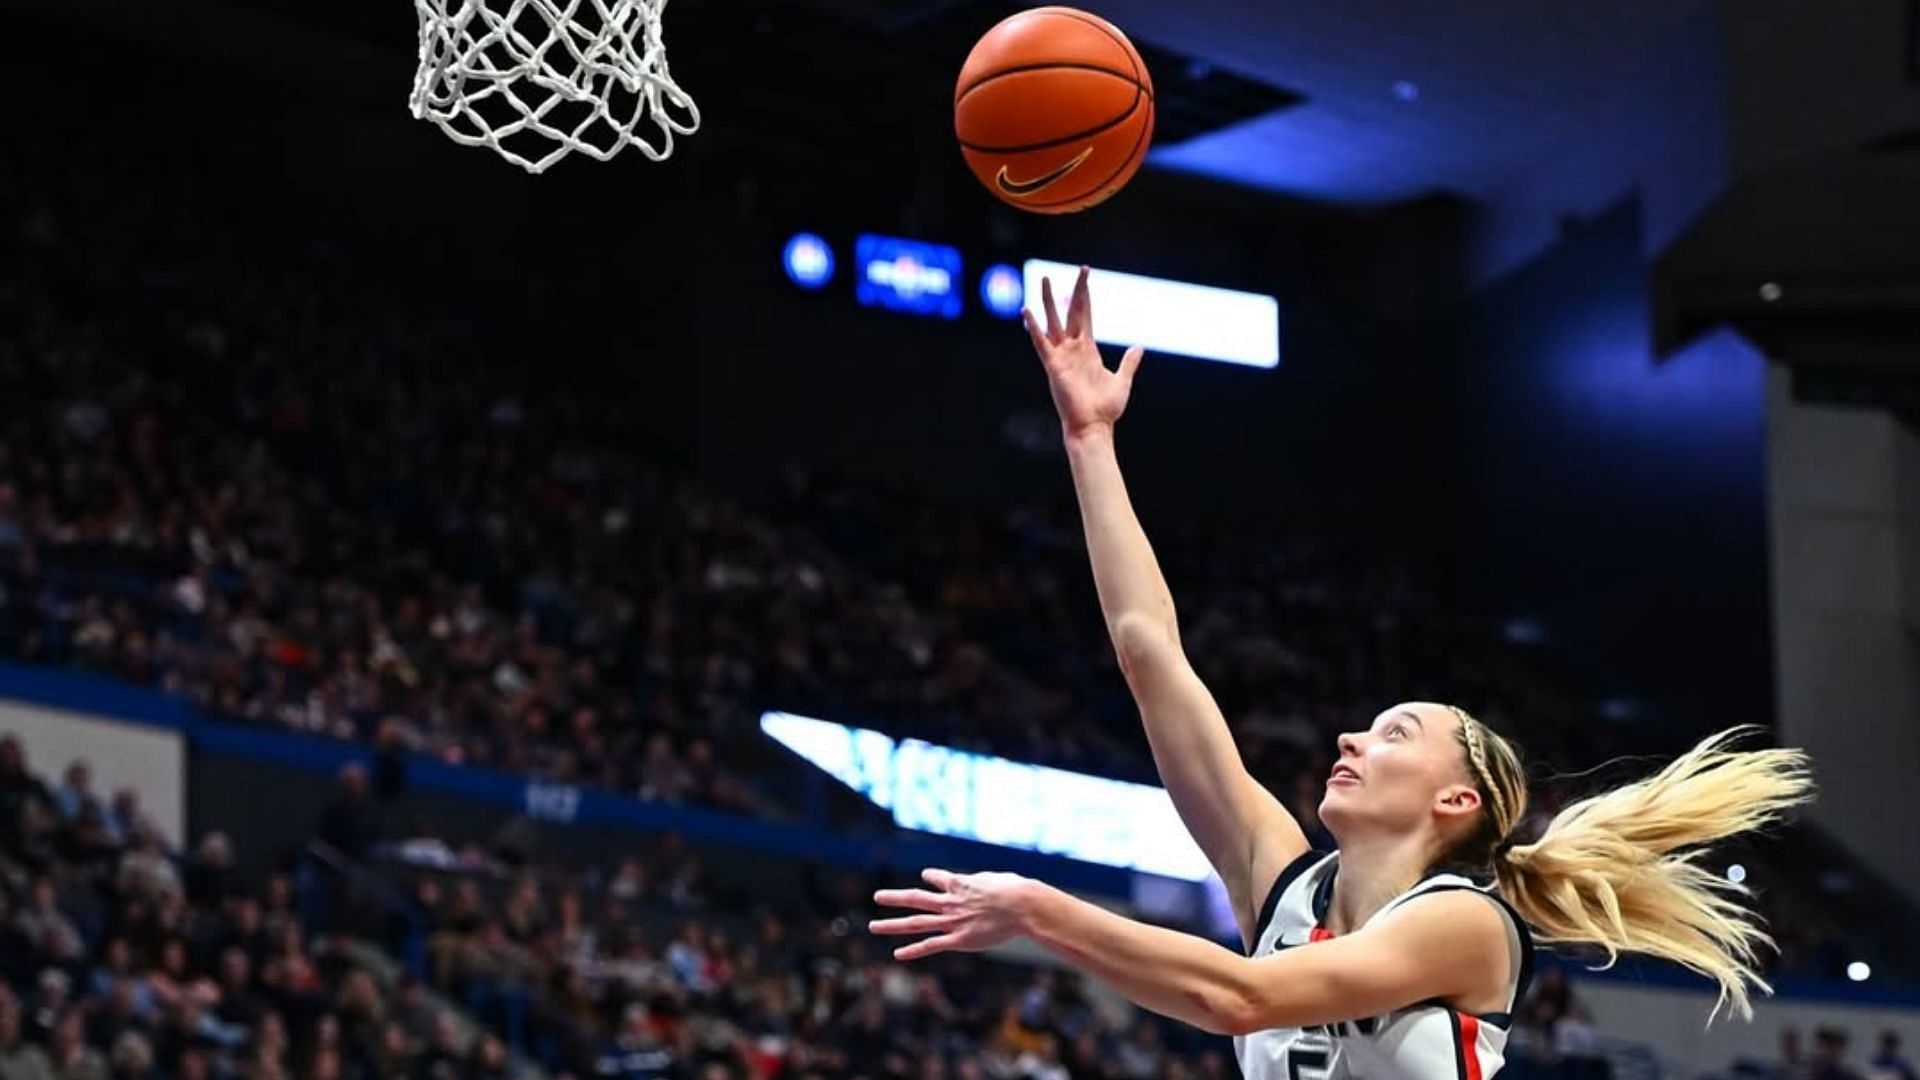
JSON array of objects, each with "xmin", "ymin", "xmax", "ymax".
[
  {"xmin": 297, "ymin": 839, "xmax": 552, "ymax": 1079},
  {"xmin": 300, "ymin": 839, "xmax": 429, "ymax": 975}
]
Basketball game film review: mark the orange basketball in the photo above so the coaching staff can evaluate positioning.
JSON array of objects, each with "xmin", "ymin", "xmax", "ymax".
[{"xmin": 954, "ymin": 7, "xmax": 1155, "ymax": 215}]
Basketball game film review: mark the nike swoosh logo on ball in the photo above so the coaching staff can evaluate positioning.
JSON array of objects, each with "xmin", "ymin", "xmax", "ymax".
[{"xmin": 995, "ymin": 146, "xmax": 1095, "ymax": 197}]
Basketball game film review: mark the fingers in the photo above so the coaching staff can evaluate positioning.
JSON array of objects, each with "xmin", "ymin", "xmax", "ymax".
[
  {"xmin": 1118, "ymin": 345, "xmax": 1145, "ymax": 385},
  {"xmin": 1041, "ymin": 277, "xmax": 1063, "ymax": 342},
  {"xmin": 1022, "ymin": 309, "xmax": 1051, "ymax": 360},
  {"xmin": 1068, "ymin": 265, "xmax": 1091, "ymax": 337},
  {"xmin": 893, "ymin": 934, "xmax": 963, "ymax": 962},
  {"xmin": 873, "ymin": 887, "xmax": 948, "ymax": 913},
  {"xmin": 868, "ymin": 913, "xmax": 955, "ymax": 936},
  {"xmin": 873, "ymin": 871, "xmax": 970, "ymax": 962}
]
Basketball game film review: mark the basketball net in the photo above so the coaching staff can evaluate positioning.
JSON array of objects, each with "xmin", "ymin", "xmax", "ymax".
[{"xmin": 410, "ymin": 0, "xmax": 699, "ymax": 173}]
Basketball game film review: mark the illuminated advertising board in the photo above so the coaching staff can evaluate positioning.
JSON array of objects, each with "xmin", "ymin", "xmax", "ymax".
[{"xmin": 761, "ymin": 710, "xmax": 1210, "ymax": 880}]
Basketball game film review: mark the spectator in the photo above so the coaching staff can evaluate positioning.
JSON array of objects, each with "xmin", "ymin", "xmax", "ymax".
[
  {"xmin": 184, "ymin": 834, "xmax": 239, "ymax": 910},
  {"xmin": 56, "ymin": 802, "xmax": 121, "ymax": 871},
  {"xmin": 1780, "ymin": 1027, "xmax": 1808, "ymax": 1080},
  {"xmin": 1014, "ymin": 1033, "xmax": 1070, "ymax": 1080},
  {"xmin": 103, "ymin": 793, "xmax": 148, "ymax": 848},
  {"xmin": 315, "ymin": 766, "xmax": 379, "ymax": 862},
  {"xmin": 252, "ymin": 1015, "xmax": 291, "ymax": 1075},
  {"xmin": 369, "ymin": 1022, "xmax": 415, "ymax": 1080},
  {"xmin": 171, "ymin": 1052, "xmax": 208, "ymax": 1080},
  {"xmin": 27, "ymin": 971, "xmax": 73, "ymax": 1048},
  {"xmin": 638, "ymin": 737, "xmax": 692, "ymax": 807},
  {"xmin": 467, "ymin": 1034, "xmax": 510, "ymax": 1080},
  {"xmin": 1875, "ymin": 1032, "xmax": 1918, "ymax": 1080},
  {"xmin": 594, "ymin": 1005, "xmax": 677, "ymax": 1080},
  {"xmin": 0, "ymin": 739, "xmax": 56, "ymax": 863},
  {"xmin": 1812, "ymin": 1028, "xmax": 1865, "ymax": 1080},
  {"xmin": 82, "ymin": 983, "xmax": 152, "ymax": 1054},
  {"xmin": 47, "ymin": 1013, "xmax": 106, "ymax": 1080},
  {"xmin": 116, "ymin": 834, "xmax": 179, "ymax": 901},
  {"xmin": 304, "ymin": 1046, "xmax": 341, "ymax": 1080},
  {"xmin": 104, "ymin": 1033, "xmax": 152, "ymax": 1080},
  {"xmin": 214, "ymin": 950, "xmax": 267, "ymax": 1029},
  {"xmin": 0, "ymin": 990, "xmax": 54, "ymax": 1080},
  {"xmin": 414, "ymin": 1014, "xmax": 465, "ymax": 1080},
  {"xmin": 53, "ymin": 763, "xmax": 96, "ymax": 823},
  {"xmin": 1113, "ymin": 1018, "xmax": 1163, "ymax": 1080},
  {"xmin": 15, "ymin": 879, "xmax": 85, "ymax": 967}
]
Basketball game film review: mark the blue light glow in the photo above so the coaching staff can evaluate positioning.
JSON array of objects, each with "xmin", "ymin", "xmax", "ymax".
[
  {"xmin": 782, "ymin": 232, "xmax": 835, "ymax": 290},
  {"xmin": 980, "ymin": 264, "xmax": 1024, "ymax": 319}
]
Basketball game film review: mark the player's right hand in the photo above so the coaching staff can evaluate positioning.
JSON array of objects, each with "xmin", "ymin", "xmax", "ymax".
[{"xmin": 1023, "ymin": 265, "xmax": 1145, "ymax": 439}]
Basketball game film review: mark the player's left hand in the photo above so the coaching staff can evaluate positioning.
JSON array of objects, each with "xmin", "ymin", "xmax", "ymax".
[{"xmin": 870, "ymin": 868, "xmax": 1038, "ymax": 961}]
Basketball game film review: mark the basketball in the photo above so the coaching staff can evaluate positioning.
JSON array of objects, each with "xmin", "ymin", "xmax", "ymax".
[{"xmin": 954, "ymin": 7, "xmax": 1155, "ymax": 214}]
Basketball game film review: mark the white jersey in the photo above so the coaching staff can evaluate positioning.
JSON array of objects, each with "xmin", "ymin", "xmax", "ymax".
[{"xmin": 1236, "ymin": 852, "xmax": 1534, "ymax": 1080}]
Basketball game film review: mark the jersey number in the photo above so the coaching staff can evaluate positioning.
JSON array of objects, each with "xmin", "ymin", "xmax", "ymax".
[{"xmin": 1287, "ymin": 1047, "xmax": 1331, "ymax": 1080}]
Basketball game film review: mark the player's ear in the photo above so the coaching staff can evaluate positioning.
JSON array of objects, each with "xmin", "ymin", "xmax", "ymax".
[{"xmin": 1434, "ymin": 783, "xmax": 1482, "ymax": 821}]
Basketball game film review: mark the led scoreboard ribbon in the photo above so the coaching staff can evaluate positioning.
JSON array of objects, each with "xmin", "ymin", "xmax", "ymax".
[{"xmin": 761, "ymin": 710, "xmax": 1211, "ymax": 881}]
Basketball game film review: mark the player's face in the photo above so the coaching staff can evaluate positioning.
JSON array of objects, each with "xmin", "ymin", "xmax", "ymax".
[{"xmin": 1318, "ymin": 702, "xmax": 1481, "ymax": 839}]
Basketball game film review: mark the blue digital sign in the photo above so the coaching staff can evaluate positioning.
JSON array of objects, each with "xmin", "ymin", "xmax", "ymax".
[
  {"xmin": 855, "ymin": 234, "xmax": 963, "ymax": 320},
  {"xmin": 782, "ymin": 232, "xmax": 835, "ymax": 290},
  {"xmin": 980, "ymin": 263, "xmax": 1024, "ymax": 319}
]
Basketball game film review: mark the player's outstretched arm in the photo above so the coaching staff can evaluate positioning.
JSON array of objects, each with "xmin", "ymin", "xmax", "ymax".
[
  {"xmin": 1025, "ymin": 267, "xmax": 1307, "ymax": 946},
  {"xmin": 873, "ymin": 868, "xmax": 1511, "ymax": 1035}
]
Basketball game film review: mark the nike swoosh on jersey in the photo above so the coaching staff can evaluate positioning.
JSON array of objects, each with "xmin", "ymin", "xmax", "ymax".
[{"xmin": 995, "ymin": 146, "xmax": 1095, "ymax": 197}]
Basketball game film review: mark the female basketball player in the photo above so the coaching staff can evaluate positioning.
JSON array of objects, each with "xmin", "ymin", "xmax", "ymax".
[{"xmin": 871, "ymin": 268, "xmax": 1813, "ymax": 1080}]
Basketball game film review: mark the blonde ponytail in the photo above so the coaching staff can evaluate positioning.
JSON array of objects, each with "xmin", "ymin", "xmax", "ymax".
[{"xmin": 1487, "ymin": 726, "xmax": 1813, "ymax": 1021}]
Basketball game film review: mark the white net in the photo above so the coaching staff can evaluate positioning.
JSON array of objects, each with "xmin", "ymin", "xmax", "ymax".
[{"xmin": 411, "ymin": 0, "xmax": 700, "ymax": 174}]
